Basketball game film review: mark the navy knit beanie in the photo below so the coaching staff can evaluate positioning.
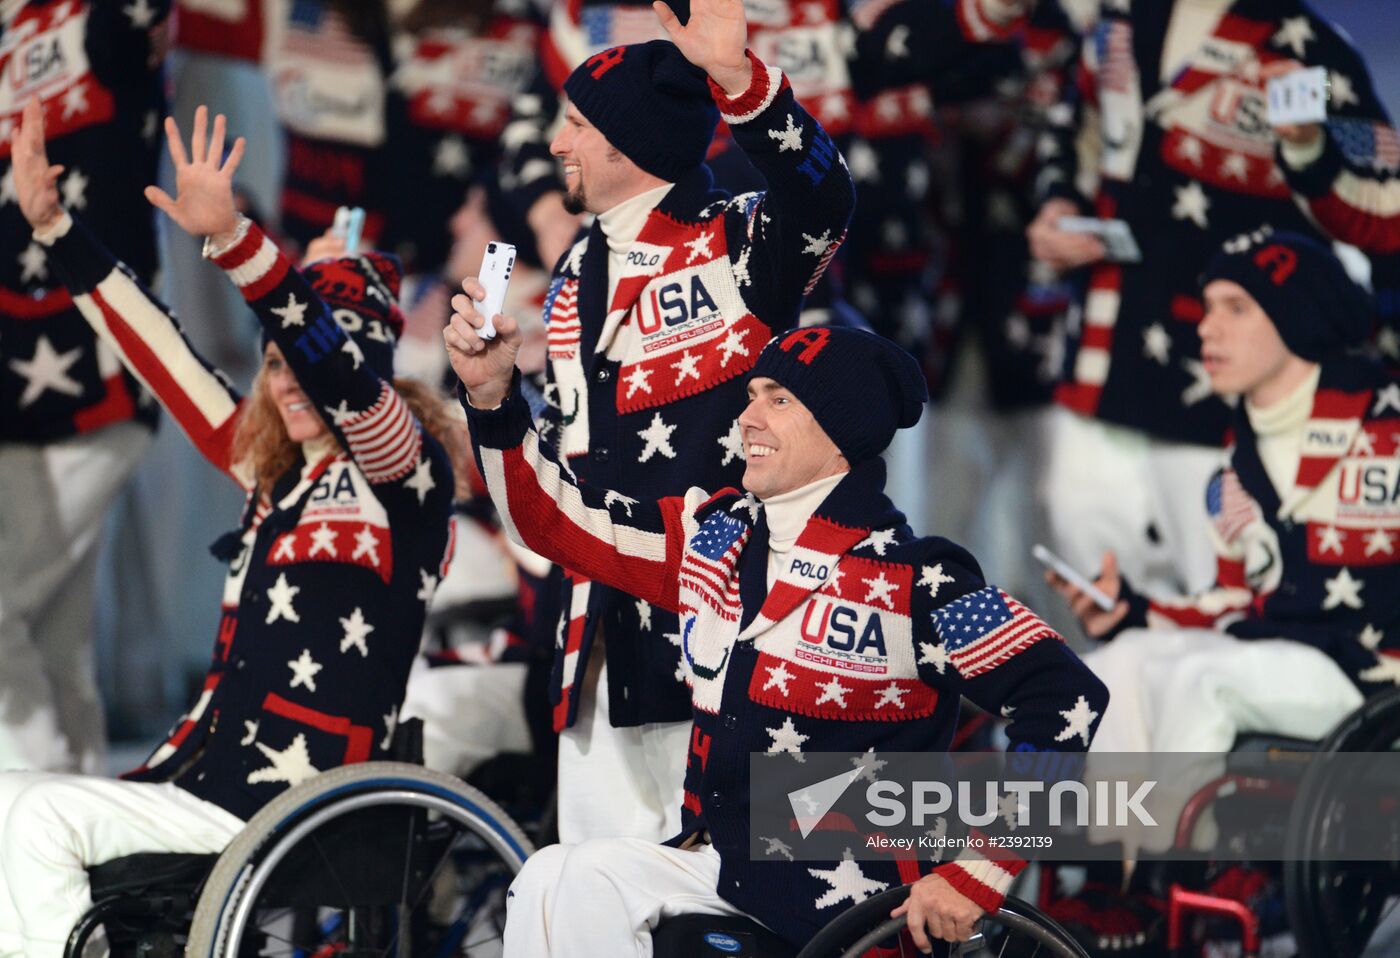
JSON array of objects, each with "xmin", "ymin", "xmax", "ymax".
[
  {"xmin": 562, "ymin": 39, "xmax": 718, "ymax": 183},
  {"xmin": 268, "ymin": 252, "xmax": 406, "ymax": 380},
  {"xmin": 1202, "ymin": 230, "xmax": 1373, "ymax": 361},
  {"xmin": 750, "ymin": 327, "xmax": 928, "ymax": 465}
]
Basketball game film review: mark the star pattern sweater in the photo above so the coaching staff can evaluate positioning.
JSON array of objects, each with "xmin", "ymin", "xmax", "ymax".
[
  {"xmin": 533, "ymin": 54, "xmax": 855, "ymax": 731},
  {"xmin": 0, "ymin": 0, "xmax": 166, "ymax": 441},
  {"xmin": 463, "ymin": 376, "xmax": 1108, "ymax": 946},
  {"xmin": 36, "ymin": 212, "xmax": 453, "ymax": 821},
  {"xmin": 1108, "ymin": 355, "xmax": 1400, "ymax": 696},
  {"xmin": 1037, "ymin": 0, "xmax": 1400, "ymax": 446}
]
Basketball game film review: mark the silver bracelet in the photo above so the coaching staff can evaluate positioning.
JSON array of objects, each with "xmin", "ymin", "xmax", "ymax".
[{"xmin": 202, "ymin": 213, "xmax": 252, "ymax": 260}]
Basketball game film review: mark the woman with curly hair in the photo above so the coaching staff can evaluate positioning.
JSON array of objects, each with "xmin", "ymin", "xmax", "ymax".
[{"xmin": 0, "ymin": 101, "xmax": 457, "ymax": 957}]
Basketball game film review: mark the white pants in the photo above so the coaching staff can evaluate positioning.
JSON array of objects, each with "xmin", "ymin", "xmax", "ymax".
[
  {"xmin": 0, "ymin": 423, "xmax": 148, "ymax": 773},
  {"xmin": 401, "ymin": 660, "xmax": 532, "ymax": 778},
  {"xmin": 1086, "ymin": 628, "xmax": 1364, "ymax": 754},
  {"xmin": 1040, "ymin": 408, "xmax": 1221, "ymax": 600},
  {"xmin": 504, "ymin": 838, "xmax": 747, "ymax": 957},
  {"xmin": 1085, "ymin": 629, "xmax": 1365, "ymax": 853},
  {"xmin": 0, "ymin": 772, "xmax": 244, "ymax": 958},
  {"xmin": 556, "ymin": 663, "xmax": 690, "ymax": 844}
]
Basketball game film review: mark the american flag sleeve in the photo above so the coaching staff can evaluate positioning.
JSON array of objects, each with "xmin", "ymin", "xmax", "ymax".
[
  {"xmin": 919, "ymin": 580, "xmax": 1109, "ymax": 910},
  {"xmin": 461, "ymin": 375, "xmax": 690, "ymax": 614},
  {"xmin": 1276, "ymin": 41, "xmax": 1400, "ymax": 256}
]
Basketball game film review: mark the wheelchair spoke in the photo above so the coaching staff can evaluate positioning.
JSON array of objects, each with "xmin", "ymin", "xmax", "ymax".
[
  {"xmin": 375, "ymin": 823, "xmax": 471, "ymax": 958},
  {"xmin": 310, "ymin": 831, "xmax": 358, "ymax": 910}
]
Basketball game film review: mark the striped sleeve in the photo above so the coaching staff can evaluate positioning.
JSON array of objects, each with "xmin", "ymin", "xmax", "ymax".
[
  {"xmin": 210, "ymin": 222, "xmax": 424, "ymax": 486},
  {"xmin": 37, "ymin": 212, "xmax": 248, "ymax": 484},
  {"xmin": 463, "ymin": 378, "xmax": 690, "ymax": 613},
  {"xmin": 932, "ymin": 844, "xmax": 1028, "ymax": 913}
]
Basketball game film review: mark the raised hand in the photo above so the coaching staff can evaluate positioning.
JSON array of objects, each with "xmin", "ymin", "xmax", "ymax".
[
  {"xmin": 10, "ymin": 100, "xmax": 65, "ymax": 231},
  {"xmin": 445, "ymin": 277, "xmax": 523, "ymax": 410},
  {"xmin": 653, "ymin": 0, "xmax": 751, "ymax": 96},
  {"xmin": 144, "ymin": 105, "xmax": 247, "ymax": 239}
]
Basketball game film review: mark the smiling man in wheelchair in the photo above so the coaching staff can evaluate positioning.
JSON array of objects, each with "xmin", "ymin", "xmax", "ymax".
[
  {"xmin": 446, "ymin": 238, "xmax": 1110, "ymax": 951},
  {"xmin": 1048, "ymin": 229, "xmax": 1400, "ymax": 755}
]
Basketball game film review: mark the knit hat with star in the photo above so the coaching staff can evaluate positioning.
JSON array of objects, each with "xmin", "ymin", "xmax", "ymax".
[
  {"xmin": 1202, "ymin": 230, "xmax": 1373, "ymax": 361},
  {"xmin": 270, "ymin": 253, "xmax": 406, "ymax": 379},
  {"xmin": 750, "ymin": 327, "xmax": 928, "ymax": 464},
  {"xmin": 562, "ymin": 39, "xmax": 718, "ymax": 182}
]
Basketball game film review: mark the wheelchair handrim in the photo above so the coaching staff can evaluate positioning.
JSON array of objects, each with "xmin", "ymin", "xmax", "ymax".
[{"xmin": 216, "ymin": 786, "xmax": 529, "ymax": 958}]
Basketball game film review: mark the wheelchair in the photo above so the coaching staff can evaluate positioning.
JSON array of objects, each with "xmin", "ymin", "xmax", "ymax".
[
  {"xmin": 66, "ymin": 759, "xmax": 535, "ymax": 958},
  {"xmin": 1032, "ymin": 688, "xmax": 1400, "ymax": 958}
]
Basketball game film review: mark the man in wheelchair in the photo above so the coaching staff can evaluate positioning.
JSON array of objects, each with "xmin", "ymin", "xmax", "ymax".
[
  {"xmin": 1040, "ymin": 230, "xmax": 1400, "ymax": 951},
  {"xmin": 1049, "ymin": 229, "xmax": 1400, "ymax": 754},
  {"xmin": 446, "ymin": 277, "xmax": 1111, "ymax": 950}
]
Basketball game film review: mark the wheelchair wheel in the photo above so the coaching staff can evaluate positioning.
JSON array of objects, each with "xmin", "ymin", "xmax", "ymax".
[
  {"xmin": 796, "ymin": 890, "xmax": 1089, "ymax": 958},
  {"xmin": 1284, "ymin": 688, "xmax": 1400, "ymax": 958},
  {"xmin": 186, "ymin": 762, "xmax": 534, "ymax": 958}
]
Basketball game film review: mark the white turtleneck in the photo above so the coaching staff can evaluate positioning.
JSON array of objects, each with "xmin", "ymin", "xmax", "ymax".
[
  {"xmin": 302, "ymin": 433, "xmax": 339, "ymax": 469},
  {"xmin": 763, "ymin": 472, "xmax": 848, "ymax": 589},
  {"xmin": 597, "ymin": 183, "xmax": 674, "ymax": 307},
  {"xmin": 1161, "ymin": 0, "xmax": 1232, "ymax": 81},
  {"xmin": 1244, "ymin": 365, "xmax": 1320, "ymax": 500}
]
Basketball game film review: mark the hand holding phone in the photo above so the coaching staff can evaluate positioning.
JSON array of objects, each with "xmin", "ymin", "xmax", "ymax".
[
  {"xmin": 1033, "ymin": 544, "xmax": 1117, "ymax": 612},
  {"xmin": 474, "ymin": 241, "xmax": 516, "ymax": 341},
  {"xmin": 1267, "ymin": 66, "xmax": 1328, "ymax": 126},
  {"xmin": 332, "ymin": 206, "xmax": 366, "ymax": 254}
]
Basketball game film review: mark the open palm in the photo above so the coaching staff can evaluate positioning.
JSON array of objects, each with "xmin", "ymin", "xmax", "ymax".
[
  {"xmin": 144, "ymin": 105, "xmax": 246, "ymax": 238},
  {"xmin": 10, "ymin": 99, "xmax": 64, "ymax": 231},
  {"xmin": 653, "ymin": 0, "xmax": 749, "ymax": 90}
]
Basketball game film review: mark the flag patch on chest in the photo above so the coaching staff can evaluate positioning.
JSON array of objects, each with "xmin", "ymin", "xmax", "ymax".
[{"xmin": 681, "ymin": 512, "xmax": 749, "ymax": 620}]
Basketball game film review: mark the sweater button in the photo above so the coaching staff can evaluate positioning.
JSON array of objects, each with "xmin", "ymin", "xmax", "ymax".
[
  {"xmin": 709, "ymin": 790, "xmax": 724, "ymax": 808},
  {"xmin": 722, "ymin": 713, "xmax": 737, "ymax": 730},
  {"xmin": 594, "ymin": 447, "xmax": 610, "ymax": 463},
  {"xmin": 596, "ymin": 368, "xmax": 611, "ymax": 383}
]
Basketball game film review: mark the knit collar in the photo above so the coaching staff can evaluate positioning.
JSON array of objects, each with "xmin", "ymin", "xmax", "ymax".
[
  {"xmin": 1244, "ymin": 365, "xmax": 1319, "ymax": 438},
  {"xmin": 598, "ymin": 182, "xmax": 673, "ymax": 256},
  {"xmin": 763, "ymin": 472, "xmax": 847, "ymax": 554},
  {"xmin": 737, "ymin": 457, "xmax": 908, "ymax": 638}
]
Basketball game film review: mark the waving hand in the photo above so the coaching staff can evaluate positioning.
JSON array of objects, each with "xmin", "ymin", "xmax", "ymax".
[{"xmin": 144, "ymin": 105, "xmax": 246, "ymax": 239}]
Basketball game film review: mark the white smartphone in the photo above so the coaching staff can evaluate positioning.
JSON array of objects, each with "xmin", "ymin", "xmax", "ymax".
[
  {"xmin": 332, "ymin": 206, "xmax": 366, "ymax": 254},
  {"xmin": 1057, "ymin": 216, "xmax": 1142, "ymax": 263},
  {"xmin": 1032, "ymin": 544, "xmax": 1116, "ymax": 613},
  {"xmin": 1267, "ymin": 66, "xmax": 1328, "ymax": 126},
  {"xmin": 474, "ymin": 241, "xmax": 516, "ymax": 341}
]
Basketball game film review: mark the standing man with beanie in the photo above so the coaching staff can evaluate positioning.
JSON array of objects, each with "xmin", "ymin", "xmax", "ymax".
[
  {"xmin": 1051, "ymin": 229, "xmax": 1399, "ymax": 755},
  {"xmin": 444, "ymin": 306, "xmax": 1109, "ymax": 953},
  {"xmin": 530, "ymin": 0, "xmax": 855, "ymax": 844}
]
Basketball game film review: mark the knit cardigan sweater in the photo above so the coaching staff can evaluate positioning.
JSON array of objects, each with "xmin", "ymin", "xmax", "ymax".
[
  {"xmin": 464, "ymin": 375, "xmax": 1109, "ymax": 946},
  {"xmin": 1110, "ymin": 355, "xmax": 1400, "ymax": 696},
  {"xmin": 534, "ymin": 54, "xmax": 856, "ymax": 731},
  {"xmin": 38, "ymin": 213, "xmax": 453, "ymax": 820}
]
